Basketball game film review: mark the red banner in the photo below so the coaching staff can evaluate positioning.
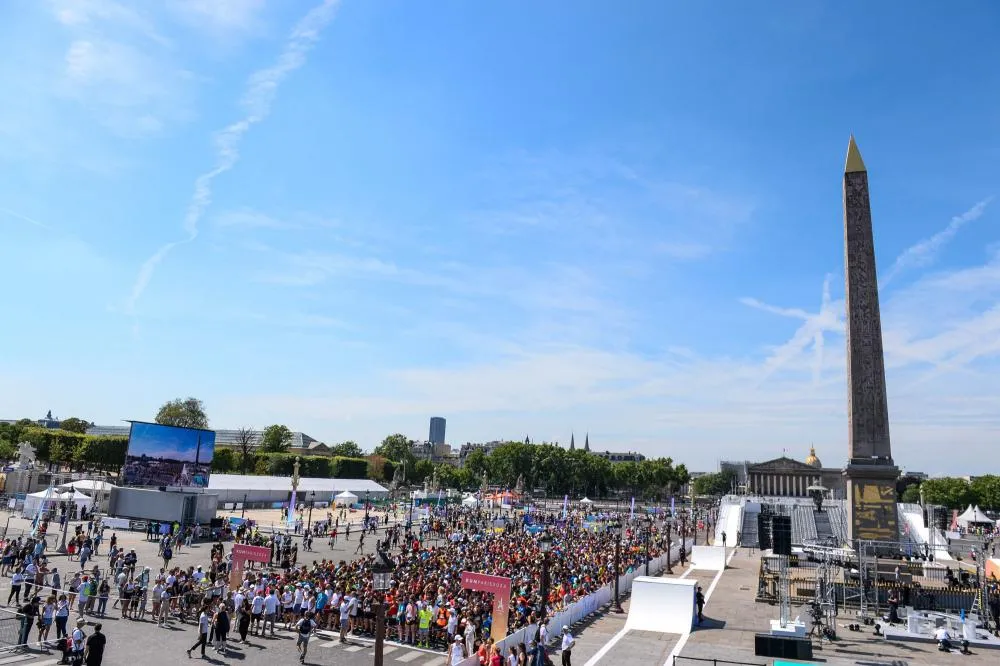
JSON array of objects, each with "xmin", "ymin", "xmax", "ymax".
[{"xmin": 461, "ymin": 571, "xmax": 512, "ymax": 641}]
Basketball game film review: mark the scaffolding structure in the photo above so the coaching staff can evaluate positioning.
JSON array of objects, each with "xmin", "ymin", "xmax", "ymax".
[
  {"xmin": 812, "ymin": 546, "xmax": 839, "ymax": 640},
  {"xmin": 969, "ymin": 539, "xmax": 996, "ymax": 632}
]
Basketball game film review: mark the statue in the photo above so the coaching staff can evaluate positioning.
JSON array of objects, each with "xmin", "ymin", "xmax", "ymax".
[
  {"xmin": 515, "ymin": 474, "xmax": 525, "ymax": 495},
  {"xmin": 17, "ymin": 442, "xmax": 35, "ymax": 469},
  {"xmin": 423, "ymin": 476, "xmax": 430, "ymax": 494},
  {"xmin": 480, "ymin": 470, "xmax": 488, "ymax": 493},
  {"xmin": 389, "ymin": 464, "xmax": 403, "ymax": 490},
  {"xmin": 431, "ymin": 468, "xmax": 440, "ymax": 493}
]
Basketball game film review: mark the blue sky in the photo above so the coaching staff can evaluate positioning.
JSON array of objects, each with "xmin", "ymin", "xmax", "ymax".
[{"xmin": 2, "ymin": 1, "xmax": 999, "ymax": 475}]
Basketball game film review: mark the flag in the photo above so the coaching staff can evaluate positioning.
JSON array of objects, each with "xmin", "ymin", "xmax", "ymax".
[
  {"xmin": 670, "ymin": 496, "xmax": 675, "ymax": 517},
  {"xmin": 436, "ymin": 490, "xmax": 442, "ymax": 507},
  {"xmin": 562, "ymin": 495, "xmax": 568, "ymax": 520},
  {"xmin": 288, "ymin": 491, "xmax": 296, "ymax": 526},
  {"xmin": 630, "ymin": 497, "xmax": 635, "ymax": 520}
]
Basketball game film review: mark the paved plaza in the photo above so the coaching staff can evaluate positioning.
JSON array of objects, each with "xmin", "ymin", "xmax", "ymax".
[{"xmin": 0, "ymin": 508, "xmax": 995, "ymax": 666}]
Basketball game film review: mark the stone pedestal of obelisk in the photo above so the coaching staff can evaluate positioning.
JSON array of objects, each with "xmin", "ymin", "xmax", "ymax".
[{"xmin": 841, "ymin": 137, "xmax": 899, "ymax": 547}]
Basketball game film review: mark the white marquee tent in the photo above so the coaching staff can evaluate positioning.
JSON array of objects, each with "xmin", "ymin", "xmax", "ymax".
[
  {"xmin": 957, "ymin": 505, "xmax": 992, "ymax": 526},
  {"xmin": 334, "ymin": 491, "xmax": 359, "ymax": 506},
  {"xmin": 58, "ymin": 480, "xmax": 115, "ymax": 494},
  {"xmin": 21, "ymin": 489, "xmax": 92, "ymax": 517},
  {"xmin": 461, "ymin": 495, "xmax": 480, "ymax": 507}
]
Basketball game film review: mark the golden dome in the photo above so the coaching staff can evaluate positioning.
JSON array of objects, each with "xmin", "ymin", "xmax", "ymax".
[{"xmin": 805, "ymin": 446, "xmax": 822, "ymax": 469}]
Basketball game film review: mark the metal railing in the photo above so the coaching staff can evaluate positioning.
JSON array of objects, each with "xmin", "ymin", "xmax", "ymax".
[
  {"xmin": 673, "ymin": 657, "xmax": 766, "ymax": 666},
  {"xmin": 0, "ymin": 606, "xmax": 29, "ymax": 650}
]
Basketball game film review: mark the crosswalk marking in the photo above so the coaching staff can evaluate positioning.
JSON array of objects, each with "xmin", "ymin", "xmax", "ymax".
[
  {"xmin": 395, "ymin": 652, "xmax": 423, "ymax": 662},
  {"xmin": 344, "ymin": 645, "xmax": 365, "ymax": 652},
  {"xmin": 382, "ymin": 645, "xmax": 398, "ymax": 653}
]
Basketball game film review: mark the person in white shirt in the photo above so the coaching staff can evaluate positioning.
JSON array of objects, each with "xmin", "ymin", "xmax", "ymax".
[
  {"xmin": 338, "ymin": 599, "xmax": 350, "ymax": 643},
  {"xmin": 71, "ymin": 617, "xmax": 87, "ymax": 663},
  {"xmin": 936, "ymin": 626, "xmax": 953, "ymax": 651},
  {"xmin": 192, "ymin": 566, "xmax": 205, "ymax": 583},
  {"xmin": 560, "ymin": 626, "xmax": 575, "ymax": 666},
  {"xmin": 450, "ymin": 635, "xmax": 466, "ymax": 665},
  {"xmin": 187, "ymin": 609, "xmax": 211, "ymax": 658},
  {"xmin": 263, "ymin": 591, "xmax": 279, "ymax": 636},
  {"xmin": 251, "ymin": 592, "xmax": 265, "ymax": 636}
]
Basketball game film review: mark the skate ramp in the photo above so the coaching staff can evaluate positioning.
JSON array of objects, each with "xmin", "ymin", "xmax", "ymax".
[
  {"xmin": 624, "ymin": 576, "xmax": 696, "ymax": 634},
  {"xmin": 691, "ymin": 545, "xmax": 727, "ymax": 570}
]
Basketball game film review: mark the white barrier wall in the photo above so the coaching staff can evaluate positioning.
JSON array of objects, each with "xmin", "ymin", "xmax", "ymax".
[
  {"xmin": 691, "ymin": 545, "xmax": 727, "ymax": 571},
  {"xmin": 625, "ymin": 576, "xmax": 696, "ymax": 634}
]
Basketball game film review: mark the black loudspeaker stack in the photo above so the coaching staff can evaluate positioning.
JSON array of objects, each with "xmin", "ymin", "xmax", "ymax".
[
  {"xmin": 754, "ymin": 633, "xmax": 813, "ymax": 660},
  {"xmin": 771, "ymin": 515, "xmax": 792, "ymax": 556},
  {"xmin": 757, "ymin": 512, "xmax": 772, "ymax": 550}
]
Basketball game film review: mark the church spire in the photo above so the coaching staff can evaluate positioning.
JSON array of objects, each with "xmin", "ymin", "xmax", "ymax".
[
  {"xmin": 569, "ymin": 432, "xmax": 575, "ymax": 450},
  {"xmin": 584, "ymin": 432, "xmax": 590, "ymax": 452}
]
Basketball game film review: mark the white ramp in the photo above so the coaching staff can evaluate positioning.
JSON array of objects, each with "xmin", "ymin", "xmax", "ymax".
[
  {"xmin": 625, "ymin": 576, "xmax": 696, "ymax": 634},
  {"xmin": 691, "ymin": 545, "xmax": 727, "ymax": 571}
]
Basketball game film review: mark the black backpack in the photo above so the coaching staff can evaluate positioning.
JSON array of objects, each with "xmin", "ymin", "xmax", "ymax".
[{"xmin": 299, "ymin": 619, "xmax": 312, "ymax": 635}]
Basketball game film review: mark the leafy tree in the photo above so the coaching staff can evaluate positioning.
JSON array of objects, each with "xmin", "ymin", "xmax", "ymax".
[
  {"xmin": 330, "ymin": 441, "xmax": 364, "ymax": 458},
  {"xmin": 59, "ymin": 417, "xmax": 91, "ymax": 434},
  {"xmin": 693, "ymin": 470, "xmax": 736, "ymax": 496},
  {"xmin": 901, "ymin": 485, "xmax": 922, "ymax": 504},
  {"xmin": 374, "ymin": 434, "xmax": 416, "ymax": 480},
  {"xmin": 413, "ymin": 459, "xmax": 435, "ymax": 485},
  {"xmin": 212, "ymin": 448, "xmax": 236, "ymax": 472},
  {"xmin": 155, "ymin": 397, "xmax": 209, "ymax": 429},
  {"xmin": 971, "ymin": 475, "xmax": 1000, "ymax": 511},
  {"xmin": 0, "ymin": 440, "xmax": 15, "ymax": 461},
  {"xmin": 234, "ymin": 427, "xmax": 259, "ymax": 474},
  {"xmin": 920, "ymin": 477, "xmax": 973, "ymax": 509},
  {"xmin": 260, "ymin": 424, "xmax": 293, "ymax": 453}
]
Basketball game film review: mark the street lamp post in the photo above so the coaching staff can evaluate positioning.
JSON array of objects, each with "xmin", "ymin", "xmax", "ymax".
[
  {"xmin": 372, "ymin": 563, "xmax": 392, "ymax": 666},
  {"xmin": 610, "ymin": 520, "xmax": 623, "ymax": 613},
  {"xmin": 538, "ymin": 531, "xmax": 553, "ymax": 621},
  {"xmin": 241, "ymin": 492, "xmax": 248, "ymax": 519},
  {"xmin": 307, "ymin": 491, "xmax": 315, "ymax": 531},
  {"xmin": 365, "ymin": 490, "xmax": 371, "ymax": 525}
]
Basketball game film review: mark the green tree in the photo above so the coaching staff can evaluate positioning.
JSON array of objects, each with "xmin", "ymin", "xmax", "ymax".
[
  {"xmin": 693, "ymin": 470, "xmax": 736, "ymax": 496},
  {"xmin": 59, "ymin": 417, "xmax": 90, "ymax": 434},
  {"xmin": 374, "ymin": 434, "xmax": 416, "ymax": 480},
  {"xmin": 920, "ymin": 477, "xmax": 973, "ymax": 509},
  {"xmin": 155, "ymin": 397, "xmax": 209, "ymax": 429},
  {"xmin": 260, "ymin": 424, "xmax": 293, "ymax": 453},
  {"xmin": 901, "ymin": 485, "xmax": 922, "ymax": 504},
  {"xmin": 971, "ymin": 475, "xmax": 1000, "ymax": 511},
  {"xmin": 413, "ymin": 459, "xmax": 435, "ymax": 485},
  {"xmin": 212, "ymin": 448, "xmax": 236, "ymax": 472},
  {"xmin": 330, "ymin": 441, "xmax": 364, "ymax": 458}
]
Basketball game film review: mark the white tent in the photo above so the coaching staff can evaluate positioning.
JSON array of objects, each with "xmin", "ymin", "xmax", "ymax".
[
  {"xmin": 957, "ymin": 505, "xmax": 992, "ymax": 526},
  {"xmin": 334, "ymin": 491, "xmax": 359, "ymax": 506},
  {"xmin": 58, "ymin": 480, "xmax": 114, "ymax": 494},
  {"xmin": 579, "ymin": 497, "xmax": 594, "ymax": 505},
  {"xmin": 21, "ymin": 489, "xmax": 91, "ymax": 517},
  {"xmin": 461, "ymin": 496, "xmax": 480, "ymax": 507}
]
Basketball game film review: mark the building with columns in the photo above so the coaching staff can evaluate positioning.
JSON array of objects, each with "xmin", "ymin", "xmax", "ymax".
[{"xmin": 722, "ymin": 447, "xmax": 845, "ymax": 499}]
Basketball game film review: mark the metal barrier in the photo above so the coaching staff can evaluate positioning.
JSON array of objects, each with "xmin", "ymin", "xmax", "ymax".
[
  {"xmin": 673, "ymin": 657, "xmax": 766, "ymax": 666},
  {"xmin": 0, "ymin": 607, "xmax": 27, "ymax": 650}
]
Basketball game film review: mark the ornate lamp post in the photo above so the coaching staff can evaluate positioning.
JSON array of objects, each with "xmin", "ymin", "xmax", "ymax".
[
  {"xmin": 538, "ymin": 531, "xmax": 553, "ymax": 621},
  {"xmin": 665, "ymin": 518, "xmax": 673, "ymax": 574},
  {"xmin": 609, "ymin": 520, "xmax": 624, "ymax": 613},
  {"xmin": 372, "ymin": 562, "xmax": 392, "ymax": 666},
  {"xmin": 307, "ymin": 491, "xmax": 316, "ymax": 531}
]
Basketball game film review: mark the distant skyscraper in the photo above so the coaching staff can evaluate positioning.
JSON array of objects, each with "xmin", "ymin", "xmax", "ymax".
[{"xmin": 429, "ymin": 417, "xmax": 446, "ymax": 444}]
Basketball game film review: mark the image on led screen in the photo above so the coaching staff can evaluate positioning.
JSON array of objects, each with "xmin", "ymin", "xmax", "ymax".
[{"xmin": 122, "ymin": 421, "xmax": 215, "ymax": 488}]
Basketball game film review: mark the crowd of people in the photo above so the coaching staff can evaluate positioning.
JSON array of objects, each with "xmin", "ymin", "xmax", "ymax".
[{"xmin": 0, "ymin": 499, "xmax": 705, "ymax": 666}]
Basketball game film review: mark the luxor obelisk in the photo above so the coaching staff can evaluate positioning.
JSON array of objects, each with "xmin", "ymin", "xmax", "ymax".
[{"xmin": 842, "ymin": 136, "xmax": 899, "ymax": 545}]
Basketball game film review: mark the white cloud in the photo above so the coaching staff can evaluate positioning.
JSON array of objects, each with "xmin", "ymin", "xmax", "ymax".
[
  {"xmin": 883, "ymin": 198, "xmax": 993, "ymax": 284},
  {"xmin": 126, "ymin": 0, "xmax": 341, "ymax": 314},
  {"xmin": 167, "ymin": 0, "xmax": 267, "ymax": 34}
]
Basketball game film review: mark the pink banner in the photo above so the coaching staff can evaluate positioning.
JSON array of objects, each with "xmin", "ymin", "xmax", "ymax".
[
  {"xmin": 461, "ymin": 571, "xmax": 512, "ymax": 640},
  {"xmin": 232, "ymin": 544, "xmax": 270, "ymax": 564}
]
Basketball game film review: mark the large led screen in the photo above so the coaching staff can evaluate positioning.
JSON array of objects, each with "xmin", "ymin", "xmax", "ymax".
[{"xmin": 122, "ymin": 421, "xmax": 215, "ymax": 488}]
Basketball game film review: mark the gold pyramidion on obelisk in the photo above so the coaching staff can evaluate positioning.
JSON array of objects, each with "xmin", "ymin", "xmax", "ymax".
[
  {"xmin": 841, "ymin": 135, "xmax": 899, "ymax": 548},
  {"xmin": 845, "ymin": 135, "xmax": 866, "ymax": 173}
]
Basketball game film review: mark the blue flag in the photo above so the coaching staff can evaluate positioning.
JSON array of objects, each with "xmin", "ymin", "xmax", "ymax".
[{"xmin": 630, "ymin": 496, "xmax": 635, "ymax": 520}]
